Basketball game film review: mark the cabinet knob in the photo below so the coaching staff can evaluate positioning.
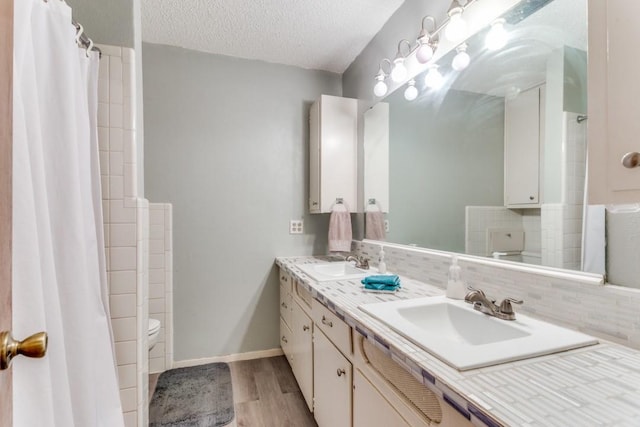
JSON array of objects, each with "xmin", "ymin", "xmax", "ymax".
[
  {"xmin": 622, "ymin": 152, "xmax": 640, "ymax": 168},
  {"xmin": 529, "ymin": 196, "xmax": 535, "ymax": 200},
  {"xmin": 303, "ymin": 325, "xmax": 310, "ymax": 331},
  {"xmin": 321, "ymin": 316, "xmax": 333, "ymax": 327},
  {"xmin": 281, "ymin": 336, "xmax": 288, "ymax": 343},
  {"xmin": 336, "ymin": 368, "xmax": 346, "ymax": 377}
]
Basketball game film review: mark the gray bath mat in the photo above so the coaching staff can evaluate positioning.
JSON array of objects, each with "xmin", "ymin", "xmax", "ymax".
[{"xmin": 149, "ymin": 363, "xmax": 234, "ymax": 427}]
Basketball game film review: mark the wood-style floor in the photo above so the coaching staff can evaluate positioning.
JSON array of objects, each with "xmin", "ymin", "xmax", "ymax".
[
  {"xmin": 149, "ymin": 356, "xmax": 317, "ymax": 427},
  {"xmin": 229, "ymin": 356, "xmax": 317, "ymax": 427}
]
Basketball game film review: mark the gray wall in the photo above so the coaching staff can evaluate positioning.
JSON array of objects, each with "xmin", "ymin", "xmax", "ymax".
[
  {"xmin": 65, "ymin": 0, "xmax": 135, "ymax": 48},
  {"xmin": 143, "ymin": 43, "xmax": 341, "ymax": 360},
  {"xmin": 386, "ymin": 89, "xmax": 505, "ymax": 252}
]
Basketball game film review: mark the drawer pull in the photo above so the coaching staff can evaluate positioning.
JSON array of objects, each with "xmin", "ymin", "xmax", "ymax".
[
  {"xmin": 303, "ymin": 325, "xmax": 310, "ymax": 331},
  {"xmin": 281, "ymin": 275, "xmax": 286, "ymax": 281},
  {"xmin": 336, "ymin": 368, "xmax": 346, "ymax": 377},
  {"xmin": 281, "ymin": 302, "xmax": 288, "ymax": 309},
  {"xmin": 321, "ymin": 316, "xmax": 333, "ymax": 327},
  {"xmin": 281, "ymin": 336, "xmax": 288, "ymax": 343}
]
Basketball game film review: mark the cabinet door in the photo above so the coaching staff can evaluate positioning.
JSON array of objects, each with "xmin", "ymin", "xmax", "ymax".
[
  {"xmin": 292, "ymin": 301, "xmax": 314, "ymax": 412},
  {"xmin": 504, "ymin": 87, "xmax": 541, "ymax": 206},
  {"xmin": 309, "ymin": 95, "xmax": 358, "ymax": 213},
  {"xmin": 588, "ymin": 0, "xmax": 640, "ymax": 203},
  {"xmin": 313, "ymin": 329, "xmax": 352, "ymax": 427},
  {"xmin": 353, "ymin": 370, "xmax": 410, "ymax": 427}
]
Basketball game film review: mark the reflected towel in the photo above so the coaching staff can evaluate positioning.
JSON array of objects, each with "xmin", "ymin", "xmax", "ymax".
[
  {"xmin": 365, "ymin": 211, "xmax": 386, "ymax": 240},
  {"xmin": 328, "ymin": 203, "xmax": 352, "ymax": 252},
  {"xmin": 361, "ymin": 275, "xmax": 400, "ymax": 287}
]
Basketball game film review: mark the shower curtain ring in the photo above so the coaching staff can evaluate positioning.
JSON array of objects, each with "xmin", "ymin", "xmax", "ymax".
[
  {"xmin": 86, "ymin": 39, "xmax": 94, "ymax": 57},
  {"xmin": 74, "ymin": 23, "xmax": 84, "ymax": 46}
]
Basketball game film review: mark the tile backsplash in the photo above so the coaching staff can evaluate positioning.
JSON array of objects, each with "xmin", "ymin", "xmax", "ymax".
[{"xmin": 355, "ymin": 240, "xmax": 640, "ymax": 350}]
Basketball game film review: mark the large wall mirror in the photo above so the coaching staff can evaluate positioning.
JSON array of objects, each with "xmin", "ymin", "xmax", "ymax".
[{"xmin": 364, "ymin": 0, "xmax": 592, "ymax": 272}]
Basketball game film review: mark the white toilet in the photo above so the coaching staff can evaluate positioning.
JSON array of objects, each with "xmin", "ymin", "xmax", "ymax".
[{"xmin": 148, "ymin": 318, "xmax": 161, "ymax": 351}]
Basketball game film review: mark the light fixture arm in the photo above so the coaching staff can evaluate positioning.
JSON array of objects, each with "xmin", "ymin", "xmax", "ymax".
[
  {"xmin": 377, "ymin": 58, "xmax": 392, "ymax": 77},
  {"xmin": 395, "ymin": 39, "xmax": 413, "ymax": 60}
]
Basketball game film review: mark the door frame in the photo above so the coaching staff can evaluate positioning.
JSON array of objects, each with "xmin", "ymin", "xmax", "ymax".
[{"xmin": 0, "ymin": 0, "xmax": 13, "ymax": 426}]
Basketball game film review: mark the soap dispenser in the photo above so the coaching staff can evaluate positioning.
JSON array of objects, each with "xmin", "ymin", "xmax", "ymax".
[
  {"xmin": 446, "ymin": 255, "xmax": 466, "ymax": 299},
  {"xmin": 377, "ymin": 246, "xmax": 387, "ymax": 274}
]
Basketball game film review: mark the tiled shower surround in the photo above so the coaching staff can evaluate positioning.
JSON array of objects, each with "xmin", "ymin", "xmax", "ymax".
[
  {"xmin": 97, "ymin": 44, "xmax": 173, "ymax": 427},
  {"xmin": 149, "ymin": 203, "xmax": 174, "ymax": 373},
  {"xmin": 355, "ymin": 240, "xmax": 640, "ymax": 350}
]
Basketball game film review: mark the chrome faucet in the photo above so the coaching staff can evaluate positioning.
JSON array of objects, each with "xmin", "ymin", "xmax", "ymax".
[
  {"xmin": 464, "ymin": 288, "xmax": 523, "ymax": 321},
  {"xmin": 345, "ymin": 255, "xmax": 369, "ymax": 270}
]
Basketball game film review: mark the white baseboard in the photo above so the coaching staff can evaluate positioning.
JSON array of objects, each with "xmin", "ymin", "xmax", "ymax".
[{"xmin": 171, "ymin": 347, "xmax": 284, "ymax": 369}]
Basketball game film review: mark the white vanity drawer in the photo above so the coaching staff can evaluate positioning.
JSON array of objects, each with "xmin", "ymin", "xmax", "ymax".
[
  {"xmin": 313, "ymin": 298, "xmax": 352, "ymax": 357},
  {"xmin": 279, "ymin": 269, "xmax": 292, "ymax": 293},
  {"xmin": 280, "ymin": 283, "xmax": 293, "ymax": 327}
]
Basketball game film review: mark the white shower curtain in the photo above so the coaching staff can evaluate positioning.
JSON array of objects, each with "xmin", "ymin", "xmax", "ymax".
[{"xmin": 12, "ymin": 0, "xmax": 124, "ymax": 426}]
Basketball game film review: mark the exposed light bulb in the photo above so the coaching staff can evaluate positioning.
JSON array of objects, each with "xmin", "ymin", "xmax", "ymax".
[
  {"xmin": 416, "ymin": 42, "xmax": 434, "ymax": 64},
  {"xmin": 444, "ymin": 8, "xmax": 467, "ymax": 42},
  {"xmin": 374, "ymin": 80, "xmax": 388, "ymax": 97},
  {"xmin": 391, "ymin": 58, "xmax": 408, "ymax": 83},
  {"xmin": 452, "ymin": 44, "xmax": 470, "ymax": 71},
  {"xmin": 424, "ymin": 66, "xmax": 444, "ymax": 89},
  {"xmin": 404, "ymin": 80, "xmax": 418, "ymax": 101},
  {"xmin": 486, "ymin": 19, "xmax": 508, "ymax": 51}
]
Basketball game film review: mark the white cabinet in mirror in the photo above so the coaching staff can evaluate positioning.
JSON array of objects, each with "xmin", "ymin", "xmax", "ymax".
[{"xmin": 362, "ymin": 0, "xmax": 599, "ymax": 275}]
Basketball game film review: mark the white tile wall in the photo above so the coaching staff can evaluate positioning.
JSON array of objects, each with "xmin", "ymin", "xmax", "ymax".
[
  {"xmin": 97, "ymin": 43, "xmax": 149, "ymax": 427},
  {"xmin": 148, "ymin": 203, "xmax": 174, "ymax": 374},
  {"xmin": 465, "ymin": 206, "xmax": 531, "ymax": 257}
]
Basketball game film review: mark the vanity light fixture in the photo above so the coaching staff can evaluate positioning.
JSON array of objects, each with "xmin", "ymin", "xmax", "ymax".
[
  {"xmin": 390, "ymin": 40, "xmax": 412, "ymax": 83},
  {"xmin": 444, "ymin": 6, "xmax": 468, "ymax": 43},
  {"xmin": 486, "ymin": 19, "xmax": 508, "ymax": 50},
  {"xmin": 404, "ymin": 79, "xmax": 418, "ymax": 101},
  {"xmin": 451, "ymin": 43, "xmax": 470, "ymax": 71},
  {"xmin": 373, "ymin": 59, "xmax": 392, "ymax": 97},
  {"xmin": 416, "ymin": 16, "xmax": 438, "ymax": 64},
  {"xmin": 424, "ymin": 65, "xmax": 444, "ymax": 90}
]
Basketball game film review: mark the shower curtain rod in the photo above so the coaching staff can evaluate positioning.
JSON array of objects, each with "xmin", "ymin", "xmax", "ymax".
[{"xmin": 72, "ymin": 19, "xmax": 102, "ymax": 57}]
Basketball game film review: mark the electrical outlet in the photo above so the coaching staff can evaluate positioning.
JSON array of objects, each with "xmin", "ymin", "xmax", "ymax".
[
  {"xmin": 384, "ymin": 220, "xmax": 390, "ymax": 232},
  {"xmin": 290, "ymin": 219, "xmax": 304, "ymax": 234}
]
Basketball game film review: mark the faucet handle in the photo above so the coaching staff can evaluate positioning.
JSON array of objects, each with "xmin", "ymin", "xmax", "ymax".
[{"xmin": 498, "ymin": 297, "xmax": 523, "ymax": 314}]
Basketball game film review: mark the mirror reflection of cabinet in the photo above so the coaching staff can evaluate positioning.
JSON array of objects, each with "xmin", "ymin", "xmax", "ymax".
[
  {"xmin": 309, "ymin": 95, "xmax": 358, "ymax": 213},
  {"xmin": 504, "ymin": 85, "xmax": 545, "ymax": 207},
  {"xmin": 363, "ymin": 102, "xmax": 389, "ymax": 213},
  {"xmin": 588, "ymin": 0, "xmax": 640, "ymax": 204}
]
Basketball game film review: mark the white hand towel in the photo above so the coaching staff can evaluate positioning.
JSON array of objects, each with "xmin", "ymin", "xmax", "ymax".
[{"xmin": 328, "ymin": 203, "xmax": 352, "ymax": 252}]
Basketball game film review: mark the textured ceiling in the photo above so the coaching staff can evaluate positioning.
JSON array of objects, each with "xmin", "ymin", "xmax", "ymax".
[{"xmin": 141, "ymin": 0, "xmax": 405, "ymax": 74}]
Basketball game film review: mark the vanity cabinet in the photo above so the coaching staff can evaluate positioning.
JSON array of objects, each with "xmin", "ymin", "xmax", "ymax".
[
  {"xmin": 279, "ymin": 271, "xmax": 293, "ymax": 364},
  {"xmin": 313, "ymin": 328, "xmax": 352, "ymax": 427},
  {"xmin": 291, "ymin": 299, "xmax": 313, "ymax": 411},
  {"xmin": 309, "ymin": 95, "xmax": 358, "ymax": 213},
  {"xmin": 312, "ymin": 298, "xmax": 353, "ymax": 427},
  {"xmin": 280, "ymin": 270, "xmax": 315, "ymax": 411},
  {"xmin": 504, "ymin": 85, "xmax": 545, "ymax": 207},
  {"xmin": 587, "ymin": 0, "xmax": 640, "ymax": 204}
]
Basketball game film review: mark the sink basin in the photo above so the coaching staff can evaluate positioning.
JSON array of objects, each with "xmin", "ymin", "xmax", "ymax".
[
  {"xmin": 298, "ymin": 262, "xmax": 371, "ymax": 282},
  {"xmin": 359, "ymin": 296, "xmax": 598, "ymax": 370}
]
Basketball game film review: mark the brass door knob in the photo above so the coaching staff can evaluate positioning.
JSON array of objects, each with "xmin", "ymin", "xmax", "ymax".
[{"xmin": 0, "ymin": 331, "xmax": 48, "ymax": 370}]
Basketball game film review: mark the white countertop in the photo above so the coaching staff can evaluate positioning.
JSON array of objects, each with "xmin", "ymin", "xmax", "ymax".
[{"xmin": 276, "ymin": 256, "xmax": 640, "ymax": 427}]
